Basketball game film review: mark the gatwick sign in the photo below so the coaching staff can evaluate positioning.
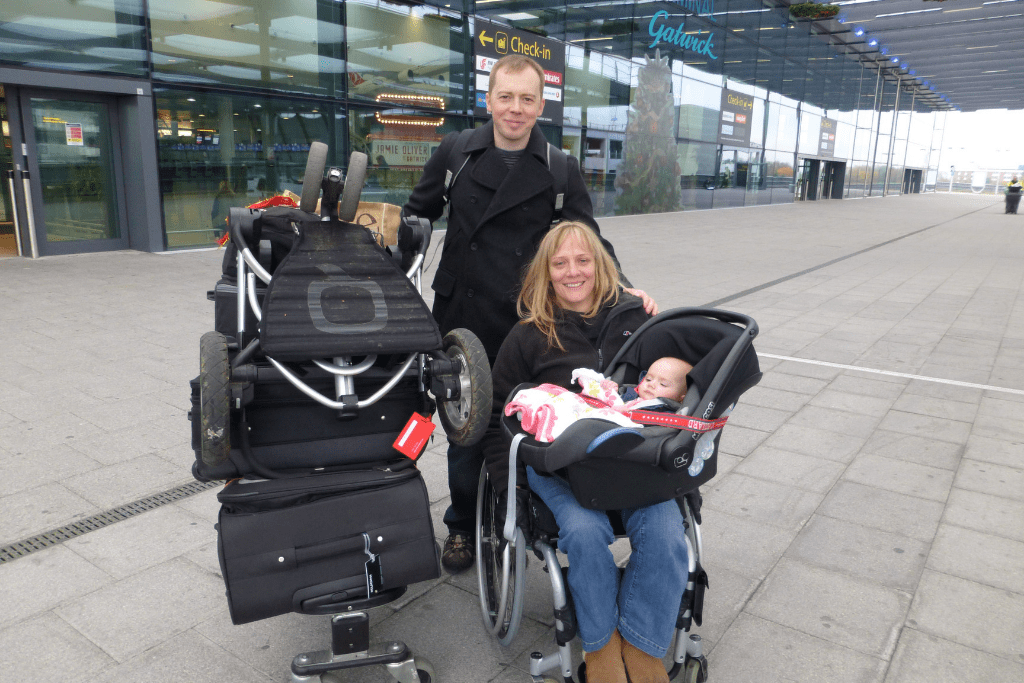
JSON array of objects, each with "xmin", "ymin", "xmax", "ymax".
[{"xmin": 647, "ymin": 10, "xmax": 719, "ymax": 60}]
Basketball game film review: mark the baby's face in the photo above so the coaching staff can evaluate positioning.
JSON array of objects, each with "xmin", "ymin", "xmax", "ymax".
[{"xmin": 637, "ymin": 357, "xmax": 692, "ymax": 402}]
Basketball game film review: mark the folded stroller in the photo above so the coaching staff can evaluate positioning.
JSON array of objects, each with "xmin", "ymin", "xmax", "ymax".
[
  {"xmin": 475, "ymin": 309, "xmax": 761, "ymax": 683},
  {"xmin": 187, "ymin": 143, "xmax": 492, "ymax": 683}
]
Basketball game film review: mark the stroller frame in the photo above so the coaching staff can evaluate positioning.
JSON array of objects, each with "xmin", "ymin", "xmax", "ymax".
[
  {"xmin": 193, "ymin": 143, "xmax": 493, "ymax": 683},
  {"xmin": 475, "ymin": 308, "xmax": 761, "ymax": 683}
]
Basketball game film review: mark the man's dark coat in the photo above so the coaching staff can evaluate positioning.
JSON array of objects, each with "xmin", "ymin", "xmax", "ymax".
[{"xmin": 403, "ymin": 121, "xmax": 621, "ymax": 360}]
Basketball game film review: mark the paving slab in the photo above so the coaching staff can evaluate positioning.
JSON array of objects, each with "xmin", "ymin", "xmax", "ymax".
[
  {"xmin": 818, "ymin": 481, "xmax": 945, "ymax": 543},
  {"xmin": 843, "ymin": 455, "xmax": 955, "ymax": 503},
  {"xmin": 734, "ymin": 445, "xmax": 846, "ymax": 493},
  {"xmin": 746, "ymin": 558, "xmax": 911, "ymax": 658},
  {"xmin": 953, "ymin": 459, "xmax": 1024, "ymax": 502},
  {"xmin": 884, "ymin": 628, "xmax": 1024, "ymax": 683},
  {"xmin": 786, "ymin": 515, "xmax": 930, "ymax": 592},
  {"xmin": 858, "ymin": 430, "xmax": 965, "ymax": 471},
  {"xmin": 0, "ymin": 612, "xmax": 116, "ymax": 683},
  {"xmin": 907, "ymin": 570, "xmax": 1024, "ymax": 663},
  {"xmin": 54, "ymin": 557, "xmax": 225, "ymax": 662},
  {"xmin": 926, "ymin": 524, "xmax": 1024, "ymax": 595},
  {"xmin": 763, "ymin": 423, "xmax": 868, "ymax": 463},
  {"xmin": 941, "ymin": 488, "xmax": 1024, "ymax": 543},
  {"xmin": 709, "ymin": 612, "xmax": 887, "ymax": 683}
]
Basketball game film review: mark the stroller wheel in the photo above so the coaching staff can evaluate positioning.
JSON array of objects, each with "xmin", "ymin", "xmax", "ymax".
[
  {"xmin": 475, "ymin": 467, "xmax": 526, "ymax": 646},
  {"xmin": 438, "ymin": 328, "xmax": 492, "ymax": 447},
  {"xmin": 339, "ymin": 152, "xmax": 368, "ymax": 223},
  {"xmin": 199, "ymin": 332, "xmax": 231, "ymax": 466},
  {"xmin": 299, "ymin": 141, "xmax": 329, "ymax": 213}
]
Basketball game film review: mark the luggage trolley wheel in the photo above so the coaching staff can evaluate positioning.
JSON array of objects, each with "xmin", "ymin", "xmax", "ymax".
[
  {"xmin": 316, "ymin": 656, "xmax": 434, "ymax": 683},
  {"xmin": 339, "ymin": 151, "xmax": 368, "ymax": 223},
  {"xmin": 198, "ymin": 331, "xmax": 231, "ymax": 465},
  {"xmin": 300, "ymin": 141, "xmax": 330, "ymax": 213},
  {"xmin": 475, "ymin": 466, "xmax": 526, "ymax": 647},
  {"xmin": 437, "ymin": 328, "xmax": 492, "ymax": 447}
]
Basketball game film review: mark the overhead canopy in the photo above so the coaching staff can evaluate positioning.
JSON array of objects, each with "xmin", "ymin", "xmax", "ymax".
[
  {"xmin": 472, "ymin": 0, "xmax": 1024, "ymax": 113},
  {"xmin": 823, "ymin": 0, "xmax": 1024, "ymax": 112}
]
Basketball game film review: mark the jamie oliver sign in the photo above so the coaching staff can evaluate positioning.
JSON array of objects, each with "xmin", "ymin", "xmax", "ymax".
[
  {"xmin": 717, "ymin": 89, "xmax": 754, "ymax": 146},
  {"xmin": 473, "ymin": 18, "xmax": 565, "ymax": 125}
]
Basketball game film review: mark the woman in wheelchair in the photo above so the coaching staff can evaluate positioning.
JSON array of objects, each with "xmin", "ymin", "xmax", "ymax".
[{"xmin": 482, "ymin": 221, "xmax": 687, "ymax": 683}]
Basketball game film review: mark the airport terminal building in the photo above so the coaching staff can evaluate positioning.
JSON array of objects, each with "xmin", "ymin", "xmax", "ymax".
[{"xmin": 0, "ymin": 1, "xmax": 955, "ymax": 256}]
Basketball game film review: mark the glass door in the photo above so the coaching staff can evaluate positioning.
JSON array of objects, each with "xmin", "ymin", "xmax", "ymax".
[
  {"xmin": 0, "ymin": 88, "xmax": 17, "ymax": 257},
  {"xmin": 20, "ymin": 92, "xmax": 127, "ymax": 255}
]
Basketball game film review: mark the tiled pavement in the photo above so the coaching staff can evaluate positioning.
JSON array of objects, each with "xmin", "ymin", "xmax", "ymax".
[{"xmin": 1, "ymin": 192, "xmax": 1022, "ymax": 682}]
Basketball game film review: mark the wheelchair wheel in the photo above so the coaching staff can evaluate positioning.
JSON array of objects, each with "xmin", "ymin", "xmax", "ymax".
[
  {"xmin": 475, "ymin": 466, "xmax": 525, "ymax": 646},
  {"xmin": 199, "ymin": 331, "xmax": 231, "ymax": 465},
  {"xmin": 338, "ymin": 151, "xmax": 368, "ymax": 223},
  {"xmin": 681, "ymin": 658, "xmax": 706, "ymax": 683},
  {"xmin": 438, "ymin": 329, "xmax": 492, "ymax": 447},
  {"xmin": 300, "ymin": 141, "xmax": 329, "ymax": 213}
]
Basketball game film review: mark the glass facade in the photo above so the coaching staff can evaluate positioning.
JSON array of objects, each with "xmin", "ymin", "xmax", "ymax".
[{"xmin": 0, "ymin": 0, "xmax": 950, "ymax": 251}]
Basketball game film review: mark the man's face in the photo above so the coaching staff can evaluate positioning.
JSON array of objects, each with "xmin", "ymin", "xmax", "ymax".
[{"xmin": 486, "ymin": 66, "xmax": 545, "ymax": 151}]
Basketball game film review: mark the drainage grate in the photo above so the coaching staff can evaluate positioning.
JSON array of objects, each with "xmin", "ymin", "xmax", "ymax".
[{"xmin": 0, "ymin": 479, "xmax": 222, "ymax": 564}]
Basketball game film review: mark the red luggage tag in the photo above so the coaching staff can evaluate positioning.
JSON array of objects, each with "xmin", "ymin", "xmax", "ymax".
[{"xmin": 393, "ymin": 413, "xmax": 435, "ymax": 460}]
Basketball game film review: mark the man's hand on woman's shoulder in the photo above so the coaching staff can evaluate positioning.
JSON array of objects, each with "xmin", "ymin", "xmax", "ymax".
[{"xmin": 623, "ymin": 288, "xmax": 658, "ymax": 316}]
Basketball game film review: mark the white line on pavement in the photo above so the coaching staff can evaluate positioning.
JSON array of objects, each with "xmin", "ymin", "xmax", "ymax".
[{"xmin": 759, "ymin": 353, "xmax": 1024, "ymax": 396}]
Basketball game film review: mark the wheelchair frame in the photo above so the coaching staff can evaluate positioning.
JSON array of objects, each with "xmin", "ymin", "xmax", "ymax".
[{"xmin": 475, "ymin": 308, "xmax": 762, "ymax": 683}]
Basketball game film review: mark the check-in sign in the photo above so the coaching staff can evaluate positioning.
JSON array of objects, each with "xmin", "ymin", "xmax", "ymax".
[{"xmin": 473, "ymin": 19, "xmax": 565, "ymax": 125}]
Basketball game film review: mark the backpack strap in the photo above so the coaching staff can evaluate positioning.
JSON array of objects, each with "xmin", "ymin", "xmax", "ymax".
[
  {"xmin": 444, "ymin": 129, "xmax": 570, "ymax": 224},
  {"xmin": 547, "ymin": 142, "xmax": 568, "ymax": 223},
  {"xmin": 442, "ymin": 128, "xmax": 476, "ymax": 219}
]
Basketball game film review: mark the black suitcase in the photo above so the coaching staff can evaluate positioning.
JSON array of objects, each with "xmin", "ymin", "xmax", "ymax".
[
  {"xmin": 216, "ymin": 466, "xmax": 440, "ymax": 625},
  {"xmin": 189, "ymin": 366, "xmax": 431, "ymax": 481}
]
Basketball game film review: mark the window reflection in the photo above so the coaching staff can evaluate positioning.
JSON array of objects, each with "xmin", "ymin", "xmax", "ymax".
[
  {"xmin": 156, "ymin": 90, "xmax": 339, "ymax": 248},
  {"xmin": 348, "ymin": 104, "xmax": 467, "ymax": 215},
  {"xmin": 150, "ymin": 0, "xmax": 345, "ymax": 94},
  {"xmin": 345, "ymin": 0, "xmax": 467, "ymax": 110},
  {"xmin": 0, "ymin": 0, "xmax": 146, "ymax": 75}
]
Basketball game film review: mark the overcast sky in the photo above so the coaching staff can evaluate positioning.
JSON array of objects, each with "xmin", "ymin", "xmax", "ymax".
[{"xmin": 936, "ymin": 109, "xmax": 1024, "ymax": 172}]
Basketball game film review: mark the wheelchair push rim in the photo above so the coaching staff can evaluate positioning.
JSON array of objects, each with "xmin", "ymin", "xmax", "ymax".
[{"xmin": 474, "ymin": 466, "xmax": 525, "ymax": 646}]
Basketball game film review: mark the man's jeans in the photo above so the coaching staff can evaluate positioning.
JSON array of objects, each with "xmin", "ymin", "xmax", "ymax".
[
  {"xmin": 526, "ymin": 466, "xmax": 688, "ymax": 658},
  {"xmin": 443, "ymin": 441, "xmax": 485, "ymax": 537}
]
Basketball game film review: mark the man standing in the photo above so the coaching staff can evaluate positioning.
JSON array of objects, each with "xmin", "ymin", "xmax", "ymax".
[{"xmin": 403, "ymin": 54, "xmax": 654, "ymax": 573}]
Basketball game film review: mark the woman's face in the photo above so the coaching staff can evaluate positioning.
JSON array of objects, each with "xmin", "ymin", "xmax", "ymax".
[{"xmin": 549, "ymin": 234, "xmax": 596, "ymax": 312}]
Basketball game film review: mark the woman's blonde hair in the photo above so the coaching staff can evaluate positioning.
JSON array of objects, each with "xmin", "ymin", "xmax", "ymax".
[{"xmin": 517, "ymin": 221, "xmax": 621, "ymax": 350}]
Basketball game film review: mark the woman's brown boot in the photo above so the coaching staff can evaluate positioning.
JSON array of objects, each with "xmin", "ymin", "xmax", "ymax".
[
  {"xmin": 621, "ymin": 639, "xmax": 669, "ymax": 683},
  {"xmin": 583, "ymin": 629, "xmax": 627, "ymax": 683}
]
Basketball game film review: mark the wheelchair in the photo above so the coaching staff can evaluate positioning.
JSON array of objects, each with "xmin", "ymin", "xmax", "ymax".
[
  {"xmin": 474, "ymin": 309, "xmax": 762, "ymax": 683},
  {"xmin": 188, "ymin": 142, "xmax": 492, "ymax": 682}
]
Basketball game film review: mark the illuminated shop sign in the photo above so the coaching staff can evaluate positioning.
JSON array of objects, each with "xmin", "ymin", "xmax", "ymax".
[
  {"xmin": 473, "ymin": 18, "xmax": 565, "ymax": 125},
  {"xmin": 647, "ymin": 10, "xmax": 719, "ymax": 59},
  {"xmin": 818, "ymin": 117, "xmax": 837, "ymax": 157},
  {"xmin": 717, "ymin": 89, "xmax": 754, "ymax": 146}
]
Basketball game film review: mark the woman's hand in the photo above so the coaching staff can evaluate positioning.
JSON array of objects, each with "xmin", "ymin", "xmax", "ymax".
[{"xmin": 624, "ymin": 288, "xmax": 658, "ymax": 316}]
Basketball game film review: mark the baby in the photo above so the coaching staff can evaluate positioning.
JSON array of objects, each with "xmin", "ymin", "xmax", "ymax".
[
  {"xmin": 505, "ymin": 357, "xmax": 695, "ymax": 443},
  {"xmin": 623, "ymin": 357, "xmax": 693, "ymax": 404}
]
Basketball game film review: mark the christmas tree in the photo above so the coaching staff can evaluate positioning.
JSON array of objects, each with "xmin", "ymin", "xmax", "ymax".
[{"xmin": 615, "ymin": 50, "xmax": 681, "ymax": 214}]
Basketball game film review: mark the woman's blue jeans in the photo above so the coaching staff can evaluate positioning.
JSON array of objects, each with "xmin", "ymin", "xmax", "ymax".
[{"xmin": 526, "ymin": 466, "xmax": 688, "ymax": 658}]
